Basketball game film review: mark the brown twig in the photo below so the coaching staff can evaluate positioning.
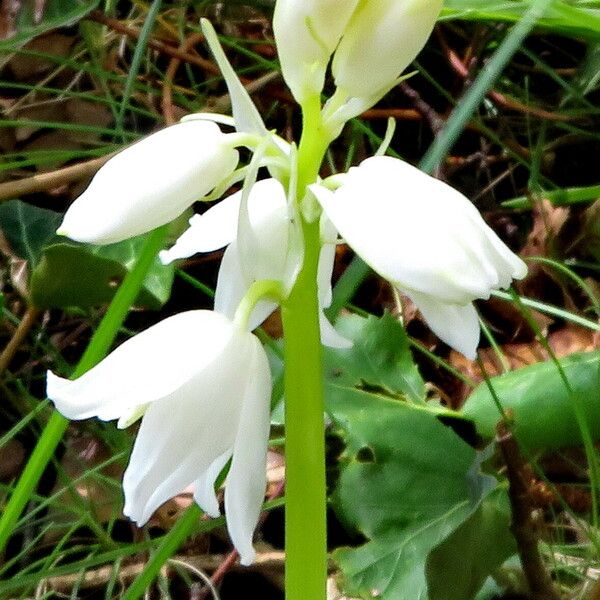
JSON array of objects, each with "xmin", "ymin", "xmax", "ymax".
[
  {"xmin": 162, "ymin": 32, "xmax": 207, "ymax": 125},
  {"xmin": 197, "ymin": 479, "xmax": 286, "ymax": 599},
  {"xmin": 398, "ymin": 81, "xmax": 445, "ymax": 134},
  {"xmin": 359, "ymin": 107, "xmax": 422, "ymax": 121},
  {"xmin": 496, "ymin": 422, "xmax": 562, "ymax": 600},
  {"xmin": 90, "ymin": 11, "xmax": 294, "ymax": 107},
  {"xmin": 20, "ymin": 551, "xmax": 285, "ymax": 596},
  {"xmin": 0, "ymin": 154, "xmax": 115, "ymax": 202},
  {"xmin": 88, "ymin": 11, "xmax": 220, "ymax": 76},
  {"xmin": 0, "ymin": 306, "xmax": 40, "ymax": 377},
  {"xmin": 160, "ymin": 32, "xmax": 280, "ymax": 125},
  {"xmin": 438, "ymin": 31, "xmax": 575, "ymax": 123}
]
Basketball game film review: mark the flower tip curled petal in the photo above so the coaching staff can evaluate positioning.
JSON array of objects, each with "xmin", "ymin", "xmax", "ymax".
[
  {"xmin": 224, "ymin": 334, "xmax": 272, "ymax": 566},
  {"xmin": 192, "ymin": 451, "xmax": 232, "ymax": 519},
  {"xmin": 273, "ymin": 0, "xmax": 360, "ymax": 102},
  {"xmin": 46, "ymin": 371, "xmax": 83, "ymax": 420},
  {"xmin": 319, "ymin": 310, "xmax": 353, "ymax": 349},
  {"xmin": 59, "ymin": 121, "xmax": 239, "ymax": 245},
  {"xmin": 332, "ymin": 0, "xmax": 443, "ymax": 99},
  {"xmin": 408, "ymin": 292, "xmax": 480, "ymax": 360}
]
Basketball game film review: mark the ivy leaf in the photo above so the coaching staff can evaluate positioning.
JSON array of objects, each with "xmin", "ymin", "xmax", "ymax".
[
  {"xmin": 30, "ymin": 237, "xmax": 174, "ymax": 310},
  {"xmin": 329, "ymin": 386, "xmax": 498, "ymax": 600},
  {"xmin": 0, "ymin": 0, "xmax": 100, "ymax": 49},
  {"xmin": 0, "ymin": 200, "xmax": 62, "ymax": 267},
  {"xmin": 324, "ymin": 313, "xmax": 425, "ymax": 403},
  {"xmin": 426, "ymin": 486, "xmax": 515, "ymax": 600}
]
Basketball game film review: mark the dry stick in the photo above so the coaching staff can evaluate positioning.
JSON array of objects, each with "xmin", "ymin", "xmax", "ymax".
[
  {"xmin": 0, "ymin": 307, "xmax": 40, "ymax": 377},
  {"xmin": 88, "ymin": 11, "xmax": 220, "ymax": 76},
  {"xmin": 197, "ymin": 480, "xmax": 287, "ymax": 600},
  {"xmin": 398, "ymin": 81, "xmax": 445, "ymax": 134},
  {"xmin": 0, "ymin": 62, "xmax": 278, "ymax": 204},
  {"xmin": 496, "ymin": 422, "xmax": 562, "ymax": 600},
  {"xmin": 438, "ymin": 31, "xmax": 575, "ymax": 123},
  {"xmin": 0, "ymin": 154, "xmax": 115, "ymax": 202},
  {"xmin": 360, "ymin": 107, "xmax": 422, "ymax": 121},
  {"xmin": 90, "ymin": 11, "xmax": 294, "ymax": 106},
  {"xmin": 162, "ymin": 32, "xmax": 207, "ymax": 125},
  {"xmin": 23, "ymin": 552, "xmax": 286, "ymax": 595}
]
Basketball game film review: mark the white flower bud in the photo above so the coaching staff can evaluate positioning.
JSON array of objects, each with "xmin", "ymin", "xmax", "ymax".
[
  {"xmin": 310, "ymin": 156, "xmax": 528, "ymax": 359},
  {"xmin": 57, "ymin": 121, "xmax": 239, "ymax": 245},
  {"xmin": 332, "ymin": 0, "xmax": 443, "ymax": 99},
  {"xmin": 273, "ymin": 0, "xmax": 360, "ymax": 103}
]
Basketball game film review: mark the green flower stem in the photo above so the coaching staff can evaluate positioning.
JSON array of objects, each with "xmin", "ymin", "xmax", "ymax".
[
  {"xmin": 281, "ymin": 95, "xmax": 331, "ymax": 600},
  {"xmin": 0, "ymin": 226, "xmax": 168, "ymax": 555}
]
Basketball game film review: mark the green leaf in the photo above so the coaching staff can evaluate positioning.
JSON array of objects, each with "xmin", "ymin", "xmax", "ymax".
[
  {"xmin": 0, "ymin": 200, "xmax": 62, "ymax": 267},
  {"xmin": 329, "ymin": 387, "xmax": 497, "ymax": 600},
  {"xmin": 443, "ymin": 0, "xmax": 600, "ymax": 39},
  {"xmin": 323, "ymin": 313, "xmax": 425, "ymax": 403},
  {"xmin": 426, "ymin": 486, "xmax": 516, "ymax": 600},
  {"xmin": 30, "ymin": 236, "xmax": 174, "ymax": 310},
  {"xmin": 0, "ymin": 0, "xmax": 100, "ymax": 50},
  {"xmin": 462, "ymin": 351, "xmax": 600, "ymax": 451}
]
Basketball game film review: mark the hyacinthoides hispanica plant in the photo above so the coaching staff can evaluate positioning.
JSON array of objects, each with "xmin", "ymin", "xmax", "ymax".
[{"xmin": 12, "ymin": 1, "xmax": 529, "ymax": 598}]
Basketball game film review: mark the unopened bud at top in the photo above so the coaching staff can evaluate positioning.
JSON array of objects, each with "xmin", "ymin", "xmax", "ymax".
[
  {"xmin": 273, "ymin": 0, "xmax": 360, "ymax": 103},
  {"xmin": 332, "ymin": 0, "xmax": 444, "ymax": 99}
]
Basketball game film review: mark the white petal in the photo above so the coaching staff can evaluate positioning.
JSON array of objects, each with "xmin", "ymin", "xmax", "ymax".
[
  {"xmin": 58, "ymin": 121, "xmax": 239, "ymax": 245},
  {"xmin": 408, "ymin": 291, "xmax": 480, "ymax": 360},
  {"xmin": 123, "ymin": 327, "xmax": 257, "ymax": 524},
  {"xmin": 192, "ymin": 451, "xmax": 232, "ymax": 518},
  {"xmin": 160, "ymin": 192, "xmax": 242, "ymax": 264},
  {"xmin": 319, "ymin": 310, "xmax": 353, "ymax": 349},
  {"xmin": 332, "ymin": 0, "xmax": 442, "ymax": 99},
  {"xmin": 200, "ymin": 19, "xmax": 267, "ymax": 137},
  {"xmin": 215, "ymin": 241, "xmax": 250, "ymax": 321},
  {"xmin": 237, "ymin": 180, "xmax": 289, "ymax": 282},
  {"xmin": 318, "ymin": 243, "xmax": 335, "ymax": 309},
  {"xmin": 46, "ymin": 311, "xmax": 235, "ymax": 422},
  {"xmin": 273, "ymin": 0, "xmax": 360, "ymax": 102},
  {"xmin": 311, "ymin": 156, "xmax": 525, "ymax": 304},
  {"xmin": 181, "ymin": 113, "xmax": 236, "ymax": 128},
  {"xmin": 224, "ymin": 337, "xmax": 272, "ymax": 565}
]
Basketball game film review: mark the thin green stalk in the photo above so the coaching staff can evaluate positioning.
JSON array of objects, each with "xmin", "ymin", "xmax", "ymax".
[
  {"xmin": 0, "ymin": 227, "xmax": 167, "ymax": 555},
  {"xmin": 509, "ymin": 289, "xmax": 600, "ymax": 533},
  {"xmin": 115, "ymin": 0, "xmax": 163, "ymax": 139},
  {"xmin": 421, "ymin": 0, "xmax": 554, "ymax": 173},
  {"xmin": 121, "ymin": 506, "xmax": 202, "ymax": 600},
  {"xmin": 281, "ymin": 95, "xmax": 330, "ymax": 600}
]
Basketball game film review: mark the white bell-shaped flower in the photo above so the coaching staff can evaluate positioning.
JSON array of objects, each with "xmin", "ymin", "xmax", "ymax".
[
  {"xmin": 332, "ymin": 0, "xmax": 443, "ymax": 100},
  {"xmin": 310, "ymin": 156, "xmax": 528, "ymax": 359},
  {"xmin": 161, "ymin": 179, "xmax": 351, "ymax": 348},
  {"xmin": 46, "ymin": 310, "xmax": 271, "ymax": 565},
  {"xmin": 273, "ymin": 0, "xmax": 360, "ymax": 103},
  {"xmin": 57, "ymin": 120, "xmax": 240, "ymax": 245}
]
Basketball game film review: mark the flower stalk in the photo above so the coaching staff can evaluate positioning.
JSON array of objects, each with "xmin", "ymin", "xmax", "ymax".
[{"xmin": 281, "ymin": 95, "xmax": 332, "ymax": 600}]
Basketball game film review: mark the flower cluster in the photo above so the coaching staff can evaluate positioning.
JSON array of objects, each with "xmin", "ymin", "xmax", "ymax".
[{"xmin": 46, "ymin": 2, "xmax": 526, "ymax": 565}]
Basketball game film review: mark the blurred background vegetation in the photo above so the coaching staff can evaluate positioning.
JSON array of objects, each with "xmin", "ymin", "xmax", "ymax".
[{"xmin": 0, "ymin": 1, "xmax": 600, "ymax": 598}]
